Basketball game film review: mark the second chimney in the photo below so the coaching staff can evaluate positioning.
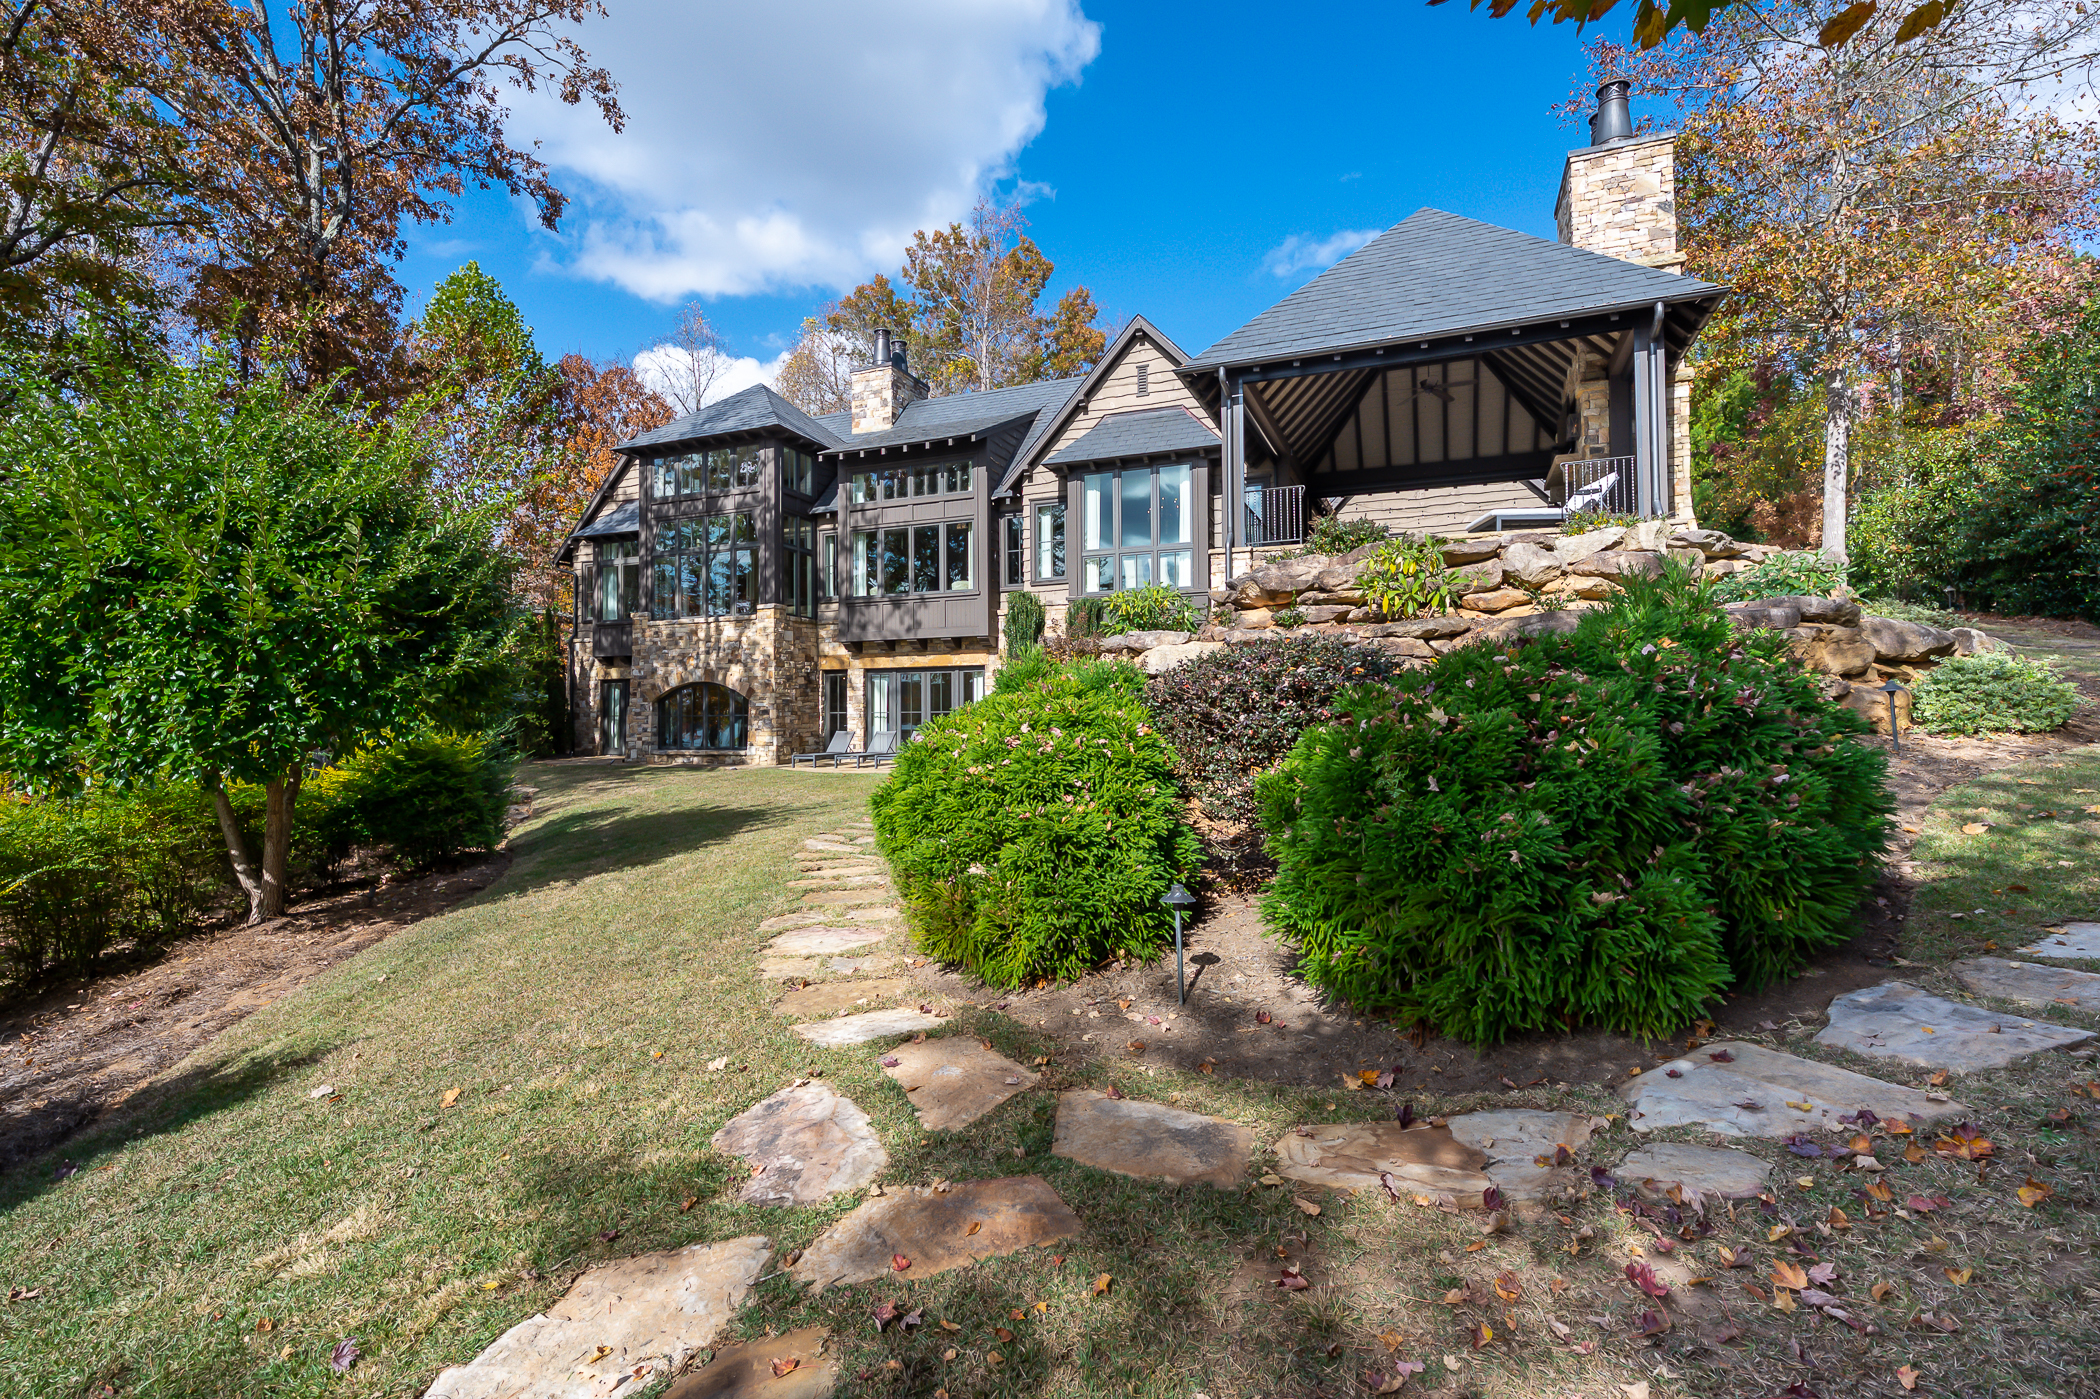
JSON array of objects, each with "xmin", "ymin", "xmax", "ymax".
[
  {"xmin": 850, "ymin": 325, "xmax": 928, "ymax": 434},
  {"xmin": 1554, "ymin": 80, "xmax": 1682, "ymax": 272}
]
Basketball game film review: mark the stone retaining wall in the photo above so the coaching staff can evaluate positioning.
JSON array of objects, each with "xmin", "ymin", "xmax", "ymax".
[{"xmin": 1063, "ymin": 525, "xmax": 2005, "ymax": 735}]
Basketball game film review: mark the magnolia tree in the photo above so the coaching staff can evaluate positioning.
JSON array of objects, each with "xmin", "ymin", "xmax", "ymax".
[{"xmin": 0, "ymin": 341, "xmax": 517, "ymax": 921}]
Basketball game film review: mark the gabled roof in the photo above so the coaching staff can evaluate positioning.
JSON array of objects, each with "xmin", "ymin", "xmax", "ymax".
[
  {"xmin": 819, "ymin": 374, "xmax": 1084, "ymax": 456},
  {"xmin": 617, "ymin": 383, "xmax": 845, "ymax": 453},
  {"xmin": 574, "ymin": 500, "xmax": 639, "ymax": 539},
  {"xmin": 1184, "ymin": 209, "xmax": 1725, "ymax": 372},
  {"xmin": 1044, "ymin": 406, "xmax": 1220, "ymax": 466},
  {"xmin": 992, "ymin": 314, "xmax": 1196, "ymax": 494}
]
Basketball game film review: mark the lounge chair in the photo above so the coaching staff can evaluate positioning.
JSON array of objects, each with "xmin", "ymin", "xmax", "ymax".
[
  {"xmin": 852, "ymin": 731, "xmax": 899, "ymax": 768},
  {"xmin": 790, "ymin": 731, "xmax": 854, "ymax": 768}
]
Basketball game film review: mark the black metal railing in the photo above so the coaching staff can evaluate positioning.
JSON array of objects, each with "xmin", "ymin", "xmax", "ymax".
[
  {"xmin": 1241, "ymin": 485, "xmax": 1305, "ymax": 546},
  {"xmin": 1554, "ymin": 455, "xmax": 1638, "ymax": 519}
]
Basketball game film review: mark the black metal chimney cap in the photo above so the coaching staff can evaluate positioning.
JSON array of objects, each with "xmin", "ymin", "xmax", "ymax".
[
  {"xmin": 872, "ymin": 326, "xmax": 892, "ymax": 370},
  {"xmin": 1592, "ymin": 78, "xmax": 1634, "ymax": 146}
]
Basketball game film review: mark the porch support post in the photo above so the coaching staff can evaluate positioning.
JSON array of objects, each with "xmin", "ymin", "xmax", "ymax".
[
  {"xmin": 1631, "ymin": 302, "xmax": 1669, "ymax": 518},
  {"xmin": 1220, "ymin": 367, "xmax": 1243, "ymax": 576}
]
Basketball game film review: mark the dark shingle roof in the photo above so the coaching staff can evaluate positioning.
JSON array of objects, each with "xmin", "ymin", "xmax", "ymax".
[
  {"xmin": 574, "ymin": 500, "xmax": 639, "ymax": 538},
  {"xmin": 617, "ymin": 384, "xmax": 845, "ymax": 452},
  {"xmin": 820, "ymin": 375, "xmax": 1084, "ymax": 454},
  {"xmin": 1186, "ymin": 209, "xmax": 1724, "ymax": 371},
  {"xmin": 1044, "ymin": 407, "xmax": 1220, "ymax": 466}
]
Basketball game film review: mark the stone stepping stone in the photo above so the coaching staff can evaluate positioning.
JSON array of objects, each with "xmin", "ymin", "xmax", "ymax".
[
  {"xmin": 1624, "ymin": 1040, "xmax": 1966, "ymax": 1136},
  {"xmin": 787, "ymin": 1176, "xmax": 1081, "ymax": 1291},
  {"xmin": 664, "ymin": 1326, "xmax": 836, "ymax": 1399},
  {"xmin": 421, "ymin": 1236, "xmax": 770, "ymax": 1398},
  {"xmin": 760, "ymin": 910, "xmax": 833, "ymax": 932},
  {"xmin": 710, "ymin": 1085, "xmax": 887, "ymax": 1207},
  {"xmin": 764, "ymin": 926, "xmax": 888, "ymax": 957},
  {"xmin": 880, "ymin": 1039, "xmax": 1039, "ymax": 1130},
  {"xmin": 828, "ymin": 953, "xmax": 896, "ymax": 975},
  {"xmin": 802, "ymin": 840, "xmax": 860, "ymax": 855},
  {"xmin": 789, "ymin": 874, "xmax": 891, "ymax": 889},
  {"xmin": 1052, "ymin": 1090, "xmax": 1254, "ymax": 1188},
  {"xmin": 2019, "ymin": 922, "xmax": 2100, "ymax": 961},
  {"xmin": 793, "ymin": 1007, "xmax": 945, "ymax": 1047},
  {"xmin": 1271, "ymin": 1122, "xmax": 1491, "ymax": 1207},
  {"xmin": 1953, "ymin": 956, "xmax": 2100, "ymax": 1012},
  {"xmin": 802, "ymin": 888, "xmax": 896, "ymax": 908},
  {"xmin": 1445, "ymin": 1109, "xmax": 1594, "ymax": 1201},
  {"xmin": 1616, "ymin": 1143, "xmax": 1770, "ymax": 1201},
  {"xmin": 791, "ymin": 861, "xmax": 885, "ymax": 876},
  {"xmin": 844, "ymin": 905, "xmax": 901, "ymax": 923},
  {"xmin": 1815, "ymin": 980, "xmax": 2094, "ymax": 1071},
  {"xmin": 760, "ymin": 957, "xmax": 825, "ymax": 980},
  {"xmin": 773, "ymin": 978, "xmax": 915, "ymax": 1018}
]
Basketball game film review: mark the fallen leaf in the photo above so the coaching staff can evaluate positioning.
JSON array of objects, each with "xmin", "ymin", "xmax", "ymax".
[
  {"xmin": 596, "ymin": 1229, "xmax": 619, "ymax": 1243},
  {"xmin": 680, "ymin": 1196, "xmax": 697, "ymax": 1213},
  {"xmin": 330, "ymin": 1338, "xmax": 360, "ymax": 1375},
  {"xmin": 1905, "ymin": 1193, "xmax": 1952, "ymax": 1213},
  {"xmin": 1872, "ymin": 1281, "xmax": 1895, "ymax": 1302},
  {"xmin": 1092, "ymin": 1273, "xmax": 1111, "ymax": 1296},
  {"xmin": 872, "ymin": 1301, "xmax": 899, "ymax": 1329},
  {"xmin": 1622, "ymin": 1383, "xmax": 1651, "ymax": 1399},
  {"xmin": 1944, "ymin": 1267, "xmax": 1972, "ymax": 1285},
  {"xmin": 1276, "ymin": 1267, "xmax": 1311, "ymax": 1291},
  {"xmin": 995, "ymin": 1326, "xmax": 1014, "ymax": 1342},
  {"xmin": 879, "ymin": 1055, "xmax": 901, "ymax": 1068},
  {"xmin": 1960, "ymin": 822, "xmax": 1987, "ymax": 834},
  {"xmin": 966, "ymin": 1221, "xmax": 981, "ymax": 1236},
  {"xmin": 1470, "ymin": 1320, "xmax": 1493, "ymax": 1349},
  {"xmin": 1897, "ymin": 1365, "xmax": 1921, "ymax": 1391},
  {"xmin": 942, "ymin": 1349, "xmax": 958, "ymax": 1362},
  {"xmin": 1625, "ymin": 1262, "xmax": 1669, "ymax": 1298},
  {"xmin": 706, "ymin": 1056, "xmax": 728, "ymax": 1071},
  {"xmin": 1772, "ymin": 1260, "xmax": 1809, "ymax": 1290},
  {"xmin": 2017, "ymin": 1177, "xmax": 2053, "ymax": 1208},
  {"xmin": 891, "ymin": 1254, "xmax": 911, "ymax": 1272},
  {"xmin": 1293, "ymin": 1196, "xmax": 1322, "ymax": 1217},
  {"xmin": 1634, "ymin": 1308, "xmax": 1669, "ymax": 1337},
  {"xmin": 1928, "ymin": 1070, "xmax": 1950, "ymax": 1088},
  {"xmin": 1255, "ymin": 1010, "xmax": 1272, "ymax": 1025},
  {"xmin": 1493, "ymin": 1272, "xmax": 1521, "ymax": 1302},
  {"xmin": 440, "ymin": 1088, "xmax": 460, "ymax": 1108},
  {"xmin": 771, "ymin": 1357, "xmax": 800, "ymax": 1378},
  {"xmin": 938, "ymin": 1319, "xmax": 960, "ymax": 1332}
]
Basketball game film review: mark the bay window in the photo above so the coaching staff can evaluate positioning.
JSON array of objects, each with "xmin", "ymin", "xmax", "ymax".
[
  {"xmin": 1080, "ymin": 463, "xmax": 1194, "ymax": 594},
  {"xmin": 851, "ymin": 521, "xmax": 975, "ymax": 596},
  {"xmin": 651, "ymin": 513, "xmax": 755, "ymax": 618}
]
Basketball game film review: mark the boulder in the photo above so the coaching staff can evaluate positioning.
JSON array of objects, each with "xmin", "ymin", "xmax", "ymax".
[
  {"xmin": 1470, "ymin": 610, "xmax": 1582, "ymax": 645},
  {"xmin": 1552, "ymin": 526, "xmax": 1626, "ymax": 565},
  {"xmin": 1860, "ymin": 616, "xmax": 1957, "ymax": 665},
  {"xmin": 1789, "ymin": 625, "xmax": 1877, "ymax": 678},
  {"xmin": 1451, "ymin": 558, "xmax": 1506, "ymax": 594},
  {"xmin": 1763, "ymin": 594, "xmax": 1861, "ymax": 626},
  {"xmin": 1313, "ymin": 563, "xmax": 1361, "ymax": 592},
  {"xmin": 1949, "ymin": 626, "xmax": 2008, "ymax": 656},
  {"xmin": 1668, "ymin": 527, "xmax": 1745, "ymax": 559},
  {"xmin": 1356, "ymin": 616, "xmax": 1476, "ymax": 640},
  {"xmin": 1141, "ymin": 640, "xmax": 1226, "ymax": 673},
  {"xmin": 1832, "ymin": 679, "xmax": 1911, "ymax": 734},
  {"xmin": 1218, "ymin": 628, "xmax": 1285, "ymax": 645},
  {"xmin": 1092, "ymin": 629, "xmax": 1192, "ymax": 653},
  {"xmin": 1629, "ymin": 519, "xmax": 1671, "ymax": 552},
  {"xmin": 1568, "ymin": 550, "xmax": 1664, "ymax": 580},
  {"xmin": 1724, "ymin": 600, "xmax": 1802, "ymax": 631},
  {"xmin": 1441, "ymin": 536, "xmax": 1505, "ymax": 566},
  {"xmin": 1664, "ymin": 546, "xmax": 1707, "ymax": 575},
  {"xmin": 1236, "ymin": 608, "xmax": 1275, "ymax": 629},
  {"xmin": 1702, "ymin": 559, "xmax": 1751, "ymax": 577},
  {"xmin": 1286, "ymin": 604, "xmax": 1350, "ymax": 625},
  {"xmin": 1556, "ymin": 575, "xmax": 1621, "ymax": 602},
  {"xmin": 1368, "ymin": 635, "xmax": 1436, "ymax": 658},
  {"xmin": 1296, "ymin": 588, "xmax": 1365, "ymax": 607},
  {"xmin": 1465, "ymin": 587, "xmax": 1533, "ymax": 613},
  {"xmin": 1501, "ymin": 540, "xmax": 1563, "ymax": 588},
  {"xmin": 1231, "ymin": 577, "xmax": 1292, "ymax": 607},
  {"xmin": 1248, "ymin": 554, "xmax": 1331, "ymax": 596}
]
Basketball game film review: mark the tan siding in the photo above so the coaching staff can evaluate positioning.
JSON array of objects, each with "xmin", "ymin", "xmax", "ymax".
[
  {"xmin": 1334, "ymin": 481, "xmax": 1548, "ymax": 536},
  {"xmin": 608, "ymin": 459, "xmax": 639, "ymax": 503},
  {"xmin": 1040, "ymin": 336, "xmax": 1213, "ymax": 461}
]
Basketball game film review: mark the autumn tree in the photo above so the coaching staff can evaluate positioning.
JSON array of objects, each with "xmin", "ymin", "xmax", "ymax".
[
  {"xmin": 127, "ymin": 0, "xmax": 622, "ymax": 390},
  {"xmin": 905, "ymin": 196, "xmax": 1110, "ymax": 394},
  {"xmin": 775, "ymin": 273, "xmax": 913, "ymax": 415},
  {"xmin": 1599, "ymin": 0, "xmax": 2100, "ymax": 559}
]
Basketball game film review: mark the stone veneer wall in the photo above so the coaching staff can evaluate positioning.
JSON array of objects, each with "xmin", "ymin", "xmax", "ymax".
[
  {"xmin": 1554, "ymin": 133, "xmax": 1683, "ymax": 270},
  {"xmin": 626, "ymin": 606, "xmax": 822, "ymax": 766}
]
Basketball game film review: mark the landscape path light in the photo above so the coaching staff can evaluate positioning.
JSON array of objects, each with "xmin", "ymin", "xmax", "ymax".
[
  {"xmin": 1882, "ymin": 678, "xmax": 1907, "ymax": 757},
  {"xmin": 1162, "ymin": 882, "xmax": 1196, "ymax": 1005}
]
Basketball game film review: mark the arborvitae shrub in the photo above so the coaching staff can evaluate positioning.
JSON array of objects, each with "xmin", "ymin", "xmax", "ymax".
[
  {"xmin": 1004, "ymin": 591, "xmax": 1046, "ymax": 655},
  {"xmin": 1911, "ymin": 652, "xmax": 2081, "ymax": 735},
  {"xmin": 309, "ymin": 731, "xmax": 510, "ymax": 869},
  {"xmin": 871, "ymin": 658, "xmax": 1200, "ymax": 987},
  {"xmin": 1256, "ymin": 572, "xmax": 1893, "ymax": 1044}
]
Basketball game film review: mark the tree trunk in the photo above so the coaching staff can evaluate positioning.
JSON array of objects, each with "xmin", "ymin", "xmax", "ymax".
[
  {"xmin": 1821, "ymin": 365, "xmax": 1852, "ymax": 564},
  {"xmin": 210, "ymin": 779, "xmax": 266, "ymax": 923},
  {"xmin": 258, "ymin": 768, "xmax": 302, "ymax": 921}
]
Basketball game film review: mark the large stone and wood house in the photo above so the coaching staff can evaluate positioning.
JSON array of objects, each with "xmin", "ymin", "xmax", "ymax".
[{"xmin": 555, "ymin": 83, "xmax": 1725, "ymax": 763}]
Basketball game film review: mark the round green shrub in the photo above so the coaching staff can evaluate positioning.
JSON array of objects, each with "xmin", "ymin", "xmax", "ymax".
[
  {"xmin": 1301, "ymin": 515, "xmax": 1391, "ymax": 556},
  {"xmin": 1354, "ymin": 535, "xmax": 1459, "ymax": 619},
  {"xmin": 1709, "ymin": 551, "xmax": 1847, "ymax": 603},
  {"xmin": 870, "ymin": 658, "xmax": 1200, "ymax": 987},
  {"xmin": 1099, "ymin": 584, "xmax": 1201, "ymax": 635},
  {"xmin": 1911, "ymin": 652, "xmax": 2081, "ymax": 735},
  {"xmin": 1256, "ymin": 574, "xmax": 1893, "ymax": 1044},
  {"xmin": 309, "ymin": 731, "xmax": 511, "ymax": 869}
]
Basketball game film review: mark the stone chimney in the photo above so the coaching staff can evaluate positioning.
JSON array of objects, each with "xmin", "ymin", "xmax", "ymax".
[
  {"xmin": 849, "ymin": 327, "xmax": 929, "ymax": 434},
  {"xmin": 1553, "ymin": 79, "xmax": 1683, "ymax": 272}
]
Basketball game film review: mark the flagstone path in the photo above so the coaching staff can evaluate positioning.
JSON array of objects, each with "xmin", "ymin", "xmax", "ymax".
[
  {"xmin": 1815, "ymin": 980, "xmax": 2094, "ymax": 1071},
  {"xmin": 1952, "ymin": 956, "xmax": 2100, "ymax": 1012},
  {"xmin": 1272, "ymin": 1122, "xmax": 1492, "ymax": 1207},
  {"xmin": 788, "ymin": 1176, "xmax": 1084, "ymax": 1290},
  {"xmin": 1051, "ymin": 1089, "xmax": 1256, "ymax": 1188},
  {"xmin": 664, "ymin": 1327, "xmax": 837, "ymax": 1399},
  {"xmin": 1622, "ymin": 1040, "xmax": 1967, "ymax": 1136},
  {"xmin": 710, "ymin": 1084, "xmax": 887, "ymax": 1207},
  {"xmin": 879, "ymin": 1038, "xmax": 1039, "ymax": 1131},
  {"xmin": 2019, "ymin": 921, "xmax": 2100, "ymax": 960},
  {"xmin": 421, "ymin": 1237, "xmax": 772, "ymax": 1399},
  {"xmin": 1615, "ymin": 1143, "xmax": 1770, "ymax": 1201}
]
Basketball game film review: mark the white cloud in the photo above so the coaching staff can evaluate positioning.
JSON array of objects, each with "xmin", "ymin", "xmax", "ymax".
[
  {"xmin": 632, "ymin": 344, "xmax": 796, "ymax": 409},
  {"xmin": 505, "ymin": 0, "xmax": 1102, "ymax": 301},
  {"xmin": 1262, "ymin": 229, "xmax": 1381, "ymax": 279}
]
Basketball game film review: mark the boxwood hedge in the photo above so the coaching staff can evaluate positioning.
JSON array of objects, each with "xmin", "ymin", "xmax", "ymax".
[
  {"xmin": 871, "ymin": 656, "xmax": 1201, "ymax": 987},
  {"xmin": 1256, "ymin": 572, "xmax": 1894, "ymax": 1044}
]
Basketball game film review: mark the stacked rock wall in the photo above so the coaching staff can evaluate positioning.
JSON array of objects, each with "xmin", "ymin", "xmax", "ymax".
[{"xmin": 1058, "ymin": 526, "xmax": 2005, "ymax": 736}]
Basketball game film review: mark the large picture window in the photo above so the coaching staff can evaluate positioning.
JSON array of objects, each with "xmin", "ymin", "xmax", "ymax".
[
  {"xmin": 786, "ymin": 517, "xmax": 815, "ymax": 617},
  {"xmin": 865, "ymin": 667, "xmax": 984, "ymax": 740},
  {"xmin": 656, "ymin": 682, "xmax": 748, "ymax": 750},
  {"xmin": 1080, "ymin": 463, "xmax": 1194, "ymax": 594},
  {"xmin": 849, "ymin": 459, "xmax": 973, "ymax": 504},
  {"xmin": 651, "ymin": 513, "xmax": 756, "ymax": 618},
  {"xmin": 1034, "ymin": 501, "xmax": 1066, "ymax": 580},
  {"xmin": 851, "ymin": 521, "xmax": 974, "ymax": 596},
  {"xmin": 653, "ymin": 444, "xmax": 764, "ymax": 498},
  {"xmin": 596, "ymin": 540, "xmax": 640, "ymax": 620}
]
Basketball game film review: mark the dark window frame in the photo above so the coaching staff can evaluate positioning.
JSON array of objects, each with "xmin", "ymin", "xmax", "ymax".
[
  {"xmin": 1033, "ymin": 500, "xmax": 1066, "ymax": 582},
  {"xmin": 595, "ymin": 539, "xmax": 641, "ymax": 620},
  {"xmin": 1078, "ymin": 462, "xmax": 1199, "ymax": 596},
  {"xmin": 849, "ymin": 458, "xmax": 974, "ymax": 505},
  {"xmin": 849, "ymin": 519, "xmax": 977, "ymax": 597},
  {"xmin": 785, "ymin": 517, "xmax": 816, "ymax": 617},
  {"xmin": 655, "ymin": 681, "xmax": 749, "ymax": 751},
  {"xmin": 651, "ymin": 442, "xmax": 768, "ymax": 499},
  {"xmin": 862, "ymin": 666, "xmax": 985, "ymax": 741},
  {"xmin": 1002, "ymin": 513, "xmax": 1025, "ymax": 588},
  {"xmin": 650, "ymin": 511, "xmax": 757, "ymax": 619}
]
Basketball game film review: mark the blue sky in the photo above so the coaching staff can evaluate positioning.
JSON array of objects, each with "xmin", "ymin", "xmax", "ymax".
[{"xmin": 396, "ymin": 0, "xmax": 1635, "ymax": 389}]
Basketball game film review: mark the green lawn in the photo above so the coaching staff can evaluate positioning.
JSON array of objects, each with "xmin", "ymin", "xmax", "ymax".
[{"xmin": 5, "ymin": 756, "xmax": 2097, "ymax": 1399}]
